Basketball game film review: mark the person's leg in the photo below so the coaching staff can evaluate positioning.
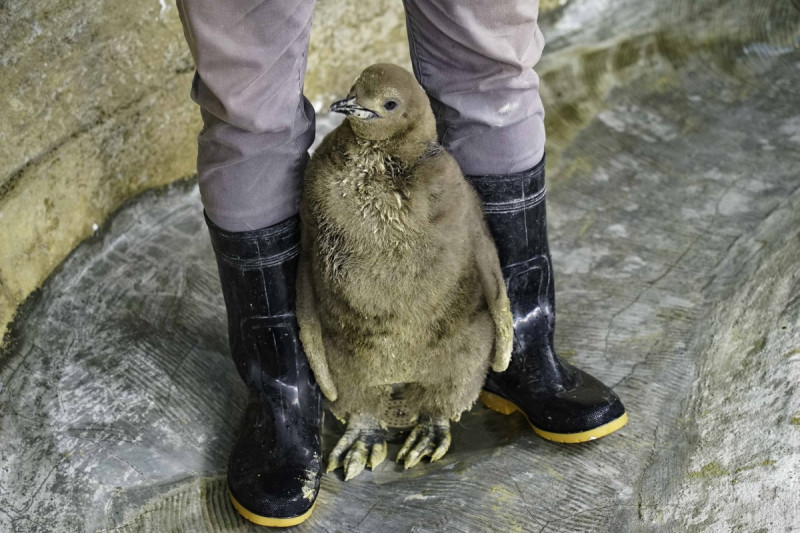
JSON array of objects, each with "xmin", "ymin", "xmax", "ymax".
[
  {"xmin": 177, "ymin": 0, "xmax": 315, "ymax": 231},
  {"xmin": 177, "ymin": 0, "xmax": 321, "ymax": 526},
  {"xmin": 403, "ymin": 0, "xmax": 627, "ymax": 442},
  {"xmin": 401, "ymin": 0, "xmax": 545, "ymax": 176}
]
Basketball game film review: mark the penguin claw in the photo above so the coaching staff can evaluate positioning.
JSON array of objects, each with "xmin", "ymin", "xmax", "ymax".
[
  {"xmin": 397, "ymin": 417, "xmax": 451, "ymax": 469},
  {"xmin": 344, "ymin": 445, "xmax": 367, "ymax": 481},
  {"xmin": 325, "ymin": 459, "xmax": 341, "ymax": 473},
  {"xmin": 369, "ymin": 441, "xmax": 388, "ymax": 469},
  {"xmin": 327, "ymin": 414, "xmax": 387, "ymax": 481}
]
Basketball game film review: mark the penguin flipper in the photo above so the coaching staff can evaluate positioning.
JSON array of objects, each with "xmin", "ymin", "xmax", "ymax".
[
  {"xmin": 296, "ymin": 244, "xmax": 339, "ymax": 401},
  {"xmin": 473, "ymin": 211, "xmax": 514, "ymax": 373}
]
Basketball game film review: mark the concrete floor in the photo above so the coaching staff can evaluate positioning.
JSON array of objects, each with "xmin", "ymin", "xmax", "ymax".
[{"xmin": 1, "ymin": 0, "xmax": 799, "ymax": 531}]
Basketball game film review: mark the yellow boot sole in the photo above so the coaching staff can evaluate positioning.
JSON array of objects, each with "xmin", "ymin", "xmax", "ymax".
[
  {"xmin": 480, "ymin": 390, "xmax": 628, "ymax": 444},
  {"xmin": 229, "ymin": 491, "xmax": 315, "ymax": 527}
]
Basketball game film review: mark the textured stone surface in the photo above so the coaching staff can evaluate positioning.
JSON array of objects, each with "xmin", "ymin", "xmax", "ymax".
[
  {"xmin": 0, "ymin": 0, "xmax": 199, "ymax": 342},
  {"xmin": 1, "ymin": 0, "xmax": 799, "ymax": 531}
]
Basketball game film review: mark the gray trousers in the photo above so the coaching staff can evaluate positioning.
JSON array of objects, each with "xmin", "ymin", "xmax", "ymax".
[{"xmin": 177, "ymin": 0, "xmax": 545, "ymax": 231}]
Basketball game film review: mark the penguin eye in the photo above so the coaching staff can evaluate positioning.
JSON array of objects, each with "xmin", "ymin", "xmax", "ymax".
[{"xmin": 383, "ymin": 100, "xmax": 398, "ymax": 111}]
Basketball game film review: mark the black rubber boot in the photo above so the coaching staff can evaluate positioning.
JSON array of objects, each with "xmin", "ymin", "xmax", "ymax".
[
  {"xmin": 207, "ymin": 214, "xmax": 323, "ymax": 527},
  {"xmin": 466, "ymin": 158, "xmax": 627, "ymax": 443}
]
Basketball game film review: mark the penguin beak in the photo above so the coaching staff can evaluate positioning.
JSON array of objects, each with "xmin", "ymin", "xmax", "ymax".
[{"xmin": 329, "ymin": 96, "xmax": 379, "ymax": 119}]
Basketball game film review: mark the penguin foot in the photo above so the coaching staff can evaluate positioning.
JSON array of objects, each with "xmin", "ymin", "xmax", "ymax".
[
  {"xmin": 327, "ymin": 413, "xmax": 387, "ymax": 481},
  {"xmin": 397, "ymin": 416, "xmax": 451, "ymax": 469}
]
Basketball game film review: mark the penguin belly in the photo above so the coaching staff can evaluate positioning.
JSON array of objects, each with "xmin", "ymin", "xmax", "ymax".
[{"xmin": 321, "ymin": 253, "xmax": 494, "ymax": 389}]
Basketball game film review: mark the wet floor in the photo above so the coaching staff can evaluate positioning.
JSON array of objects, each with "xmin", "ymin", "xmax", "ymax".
[{"xmin": 1, "ymin": 0, "xmax": 799, "ymax": 531}]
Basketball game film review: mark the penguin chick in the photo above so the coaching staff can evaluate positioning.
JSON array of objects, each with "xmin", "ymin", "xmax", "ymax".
[{"xmin": 296, "ymin": 64, "xmax": 513, "ymax": 480}]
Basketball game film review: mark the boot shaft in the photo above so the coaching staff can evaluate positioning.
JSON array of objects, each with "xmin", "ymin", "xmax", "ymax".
[
  {"xmin": 466, "ymin": 158, "xmax": 556, "ymax": 348},
  {"xmin": 206, "ymin": 214, "xmax": 321, "ymax": 419},
  {"xmin": 465, "ymin": 159, "xmax": 551, "ymax": 266}
]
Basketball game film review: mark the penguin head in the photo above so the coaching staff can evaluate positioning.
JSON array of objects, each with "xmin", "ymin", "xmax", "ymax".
[{"xmin": 329, "ymin": 64, "xmax": 435, "ymax": 142}]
